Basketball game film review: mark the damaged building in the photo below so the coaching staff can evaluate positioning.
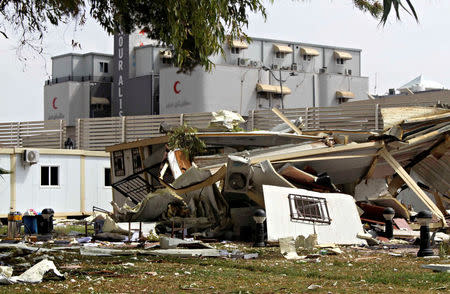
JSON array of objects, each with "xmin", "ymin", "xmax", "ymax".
[{"xmin": 105, "ymin": 105, "xmax": 450, "ymax": 245}]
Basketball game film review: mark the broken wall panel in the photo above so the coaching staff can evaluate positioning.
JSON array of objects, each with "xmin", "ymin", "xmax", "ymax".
[
  {"xmin": 412, "ymin": 151, "xmax": 450, "ymax": 196},
  {"xmin": 263, "ymin": 185, "xmax": 365, "ymax": 245}
]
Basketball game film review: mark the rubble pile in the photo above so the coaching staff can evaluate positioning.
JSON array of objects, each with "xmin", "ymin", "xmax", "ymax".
[
  {"xmin": 104, "ymin": 105, "xmax": 449, "ymax": 246},
  {"xmin": 1, "ymin": 105, "xmax": 449, "ymax": 288}
]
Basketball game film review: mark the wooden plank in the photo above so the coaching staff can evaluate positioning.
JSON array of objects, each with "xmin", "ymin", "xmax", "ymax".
[
  {"xmin": 379, "ymin": 147, "xmax": 446, "ymax": 227},
  {"xmin": 158, "ymin": 164, "xmax": 226, "ymax": 195},
  {"xmin": 271, "ymin": 108, "xmax": 302, "ymax": 135}
]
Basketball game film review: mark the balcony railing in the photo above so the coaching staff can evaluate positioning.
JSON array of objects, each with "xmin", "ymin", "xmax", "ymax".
[{"xmin": 45, "ymin": 75, "xmax": 113, "ymax": 85}]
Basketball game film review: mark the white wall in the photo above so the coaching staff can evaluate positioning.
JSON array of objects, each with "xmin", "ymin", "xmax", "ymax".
[
  {"xmin": 263, "ymin": 185, "xmax": 365, "ymax": 245},
  {"xmin": 160, "ymin": 64, "xmax": 367, "ymax": 114},
  {"xmin": 44, "ymin": 81, "xmax": 90, "ymax": 126},
  {"xmin": 160, "ymin": 65, "xmax": 264, "ymax": 114},
  {"xmin": 0, "ymin": 151, "xmax": 111, "ymax": 216},
  {"xmin": 44, "ymin": 82, "xmax": 70, "ymax": 122},
  {"xmin": 318, "ymin": 73, "xmax": 369, "ymax": 107},
  {"xmin": 84, "ymin": 156, "xmax": 112, "ymax": 211},
  {"xmin": 0, "ymin": 154, "xmax": 11, "ymax": 215},
  {"xmin": 52, "ymin": 56, "xmax": 72, "ymax": 79},
  {"xmin": 323, "ymin": 48, "xmax": 360, "ymax": 76},
  {"xmin": 14, "ymin": 154, "xmax": 81, "ymax": 213},
  {"xmin": 93, "ymin": 56, "xmax": 113, "ymax": 78}
]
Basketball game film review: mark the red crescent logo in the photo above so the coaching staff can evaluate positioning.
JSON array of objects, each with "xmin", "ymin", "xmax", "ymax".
[
  {"xmin": 173, "ymin": 81, "xmax": 181, "ymax": 94},
  {"xmin": 52, "ymin": 97, "xmax": 58, "ymax": 110}
]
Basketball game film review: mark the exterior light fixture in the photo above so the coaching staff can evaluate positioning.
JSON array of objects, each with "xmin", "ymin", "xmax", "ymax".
[
  {"xmin": 416, "ymin": 210, "xmax": 434, "ymax": 257},
  {"xmin": 253, "ymin": 209, "xmax": 266, "ymax": 247},
  {"xmin": 382, "ymin": 207, "xmax": 395, "ymax": 239}
]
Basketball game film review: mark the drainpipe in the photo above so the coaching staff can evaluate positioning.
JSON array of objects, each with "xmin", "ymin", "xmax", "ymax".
[{"xmin": 312, "ymin": 75, "xmax": 316, "ymax": 107}]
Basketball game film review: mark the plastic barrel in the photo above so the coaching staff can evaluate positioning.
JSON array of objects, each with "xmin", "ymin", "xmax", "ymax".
[
  {"xmin": 23, "ymin": 216, "xmax": 38, "ymax": 234},
  {"xmin": 39, "ymin": 208, "xmax": 54, "ymax": 234}
]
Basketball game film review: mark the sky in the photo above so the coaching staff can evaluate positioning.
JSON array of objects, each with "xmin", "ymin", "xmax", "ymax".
[{"xmin": 0, "ymin": 0, "xmax": 448, "ymax": 122}]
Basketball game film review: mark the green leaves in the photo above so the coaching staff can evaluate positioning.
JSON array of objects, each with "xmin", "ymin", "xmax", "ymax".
[
  {"xmin": 380, "ymin": 0, "xmax": 418, "ymax": 24},
  {"xmin": 0, "ymin": 0, "xmax": 418, "ymax": 72},
  {"xmin": 167, "ymin": 124, "xmax": 206, "ymax": 160},
  {"xmin": 352, "ymin": 0, "xmax": 418, "ymax": 25}
]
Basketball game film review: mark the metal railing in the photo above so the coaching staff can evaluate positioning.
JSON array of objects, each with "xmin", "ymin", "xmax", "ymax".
[{"xmin": 45, "ymin": 75, "xmax": 113, "ymax": 85}]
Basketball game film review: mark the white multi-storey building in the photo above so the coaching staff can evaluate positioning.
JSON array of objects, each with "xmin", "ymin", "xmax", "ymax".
[{"xmin": 44, "ymin": 34, "xmax": 369, "ymax": 121}]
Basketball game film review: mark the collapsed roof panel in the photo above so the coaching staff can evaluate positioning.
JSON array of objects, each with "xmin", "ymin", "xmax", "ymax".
[{"xmin": 413, "ymin": 151, "xmax": 450, "ymax": 196}]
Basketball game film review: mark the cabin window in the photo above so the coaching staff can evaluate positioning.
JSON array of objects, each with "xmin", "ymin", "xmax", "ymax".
[
  {"xmin": 41, "ymin": 166, "xmax": 59, "ymax": 187},
  {"xmin": 131, "ymin": 148, "xmax": 142, "ymax": 173},
  {"xmin": 336, "ymin": 58, "xmax": 345, "ymax": 65},
  {"xmin": 303, "ymin": 55, "xmax": 312, "ymax": 61},
  {"xmin": 288, "ymin": 193, "xmax": 331, "ymax": 224},
  {"xmin": 104, "ymin": 168, "xmax": 111, "ymax": 187},
  {"xmin": 113, "ymin": 150, "xmax": 125, "ymax": 176},
  {"xmin": 257, "ymin": 92, "xmax": 269, "ymax": 99},
  {"xmin": 273, "ymin": 93, "xmax": 283, "ymax": 99},
  {"xmin": 231, "ymin": 47, "xmax": 240, "ymax": 55},
  {"xmin": 99, "ymin": 62, "xmax": 109, "ymax": 73},
  {"xmin": 276, "ymin": 52, "xmax": 286, "ymax": 59}
]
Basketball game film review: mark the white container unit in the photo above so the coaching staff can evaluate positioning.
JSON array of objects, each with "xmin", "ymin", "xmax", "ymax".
[{"xmin": 0, "ymin": 148, "xmax": 112, "ymax": 217}]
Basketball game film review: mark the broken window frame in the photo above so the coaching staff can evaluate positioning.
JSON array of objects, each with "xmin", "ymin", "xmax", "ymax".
[
  {"xmin": 113, "ymin": 150, "xmax": 125, "ymax": 177},
  {"xmin": 111, "ymin": 167, "xmax": 157, "ymax": 204},
  {"xmin": 288, "ymin": 193, "xmax": 331, "ymax": 224}
]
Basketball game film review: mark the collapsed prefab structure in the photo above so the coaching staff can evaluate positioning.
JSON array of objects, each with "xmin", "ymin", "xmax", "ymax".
[{"xmin": 106, "ymin": 105, "xmax": 450, "ymax": 244}]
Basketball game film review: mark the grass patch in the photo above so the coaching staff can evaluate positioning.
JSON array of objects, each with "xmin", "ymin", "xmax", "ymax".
[{"xmin": 0, "ymin": 243, "xmax": 448, "ymax": 293}]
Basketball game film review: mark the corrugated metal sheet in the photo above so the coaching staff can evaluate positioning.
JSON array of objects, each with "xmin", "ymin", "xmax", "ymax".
[{"xmin": 413, "ymin": 151, "xmax": 450, "ymax": 195}]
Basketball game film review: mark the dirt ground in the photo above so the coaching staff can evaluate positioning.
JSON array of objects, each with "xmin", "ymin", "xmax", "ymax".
[{"xmin": 1, "ymin": 242, "xmax": 449, "ymax": 293}]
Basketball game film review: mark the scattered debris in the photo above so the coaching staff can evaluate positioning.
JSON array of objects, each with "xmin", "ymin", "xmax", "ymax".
[
  {"xmin": 279, "ymin": 237, "xmax": 306, "ymax": 260},
  {"xmin": 421, "ymin": 264, "xmax": 450, "ymax": 273},
  {"xmin": 0, "ymin": 259, "xmax": 64, "ymax": 284},
  {"xmin": 307, "ymin": 284, "xmax": 322, "ymax": 290}
]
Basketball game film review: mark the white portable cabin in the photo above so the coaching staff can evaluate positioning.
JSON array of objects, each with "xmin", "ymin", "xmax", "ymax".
[{"xmin": 0, "ymin": 148, "xmax": 112, "ymax": 218}]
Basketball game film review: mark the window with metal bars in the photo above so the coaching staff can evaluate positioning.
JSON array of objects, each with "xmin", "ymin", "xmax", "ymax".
[
  {"xmin": 131, "ymin": 148, "xmax": 142, "ymax": 173},
  {"xmin": 113, "ymin": 150, "xmax": 125, "ymax": 176},
  {"xmin": 288, "ymin": 193, "xmax": 331, "ymax": 224}
]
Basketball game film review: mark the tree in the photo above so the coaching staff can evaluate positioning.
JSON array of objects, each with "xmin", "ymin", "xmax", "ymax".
[{"xmin": 0, "ymin": 0, "xmax": 417, "ymax": 72}]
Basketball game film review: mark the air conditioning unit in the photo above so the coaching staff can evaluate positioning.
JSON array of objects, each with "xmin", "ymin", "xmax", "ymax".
[
  {"xmin": 291, "ymin": 63, "xmax": 298, "ymax": 71},
  {"xmin": 271, "ymin": 64, "xmax": 279, "ymax": 70},
  {"xmin": 238, "ymin": 58, "xmax": 250, "ymax": 66},
  {"xmin": 319, "ymin": 67, "xmax": 327, "ymax": 74},
  {"xmin": 224, "ymin": 155, "xmax": 252, "ymax": 194},
  {"xmin": 23, "ymin": 150, "xmax": 39, "ymax": 164},
  {"xmin": 346, "ymin": 69, "xmax": 352, "ymax": 75},
  {"xmin": 251, "ymin": 60, "xmax": 260, "ymax": 67}
]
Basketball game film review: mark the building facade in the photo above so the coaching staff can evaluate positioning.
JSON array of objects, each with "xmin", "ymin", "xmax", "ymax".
[
  {"xmin": 44, "ymin": 52, "xmax": 114, "ymax": 126},
  {"xmin": 116, "ymin": 34, "xmax": 368, "ymax": 116},
  {"xmin": 44, "ymin": 34, "xmax": 369, "ymax": 121}
]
